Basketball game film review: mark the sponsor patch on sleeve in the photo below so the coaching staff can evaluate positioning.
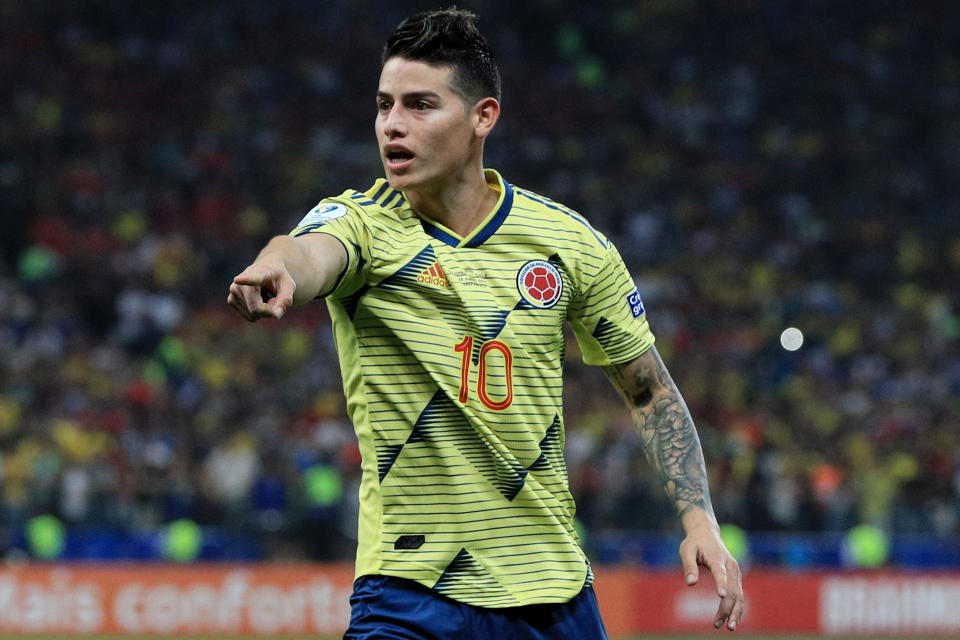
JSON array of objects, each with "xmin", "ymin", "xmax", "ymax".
[
  {"xmin": 627, "ymin": 289, "xmax": 645, "ymax": 318},
  {"xmin": 297, "ymin": 202, "xmax": 348, "ymax": 227}
]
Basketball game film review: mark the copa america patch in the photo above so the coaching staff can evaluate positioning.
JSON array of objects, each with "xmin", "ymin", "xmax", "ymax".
[
  {"xmin": 627, "ymin": 289, "xmax": 645, "ymax": 318},
  {"xmin": 517, "ymin": 260, "xmax": 563, "ymax": 308},
  {"xmin": 297, "ymin": 202, "xmax": 348, "ymax": 226}
]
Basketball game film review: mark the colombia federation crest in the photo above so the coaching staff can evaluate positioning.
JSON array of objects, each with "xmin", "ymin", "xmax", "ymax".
[{"xmin": 516, "ymin": 260, "xmax": 563, "ymax": 308}]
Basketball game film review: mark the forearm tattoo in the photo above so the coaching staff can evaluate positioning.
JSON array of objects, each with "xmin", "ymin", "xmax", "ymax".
[{"xmin": 603, "ymin": 350, "xmax": 713, "ymax": 519}]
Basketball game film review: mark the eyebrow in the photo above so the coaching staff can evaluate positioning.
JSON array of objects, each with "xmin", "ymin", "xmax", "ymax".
[{"xmin": 377, "ymin": 90, "xmax": 442, "ymax": 101}]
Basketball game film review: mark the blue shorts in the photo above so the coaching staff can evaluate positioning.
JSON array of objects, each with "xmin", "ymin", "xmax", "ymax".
[{"xmin": 344, "ymin": 575, "xmax": 607, "ymax": 640}]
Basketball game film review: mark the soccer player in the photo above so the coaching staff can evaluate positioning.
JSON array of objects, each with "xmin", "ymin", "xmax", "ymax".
[{"xmin": 228, "ymin": 8, "xmax": 743, "ymax": 639}]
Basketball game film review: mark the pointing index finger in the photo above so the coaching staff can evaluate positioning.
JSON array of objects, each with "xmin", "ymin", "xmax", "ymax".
[{"xmin": 233, "ymin": 271, "xmax": 265, "ymax": 286}]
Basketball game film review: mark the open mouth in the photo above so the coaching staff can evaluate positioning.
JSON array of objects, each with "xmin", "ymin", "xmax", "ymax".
[{"xmin": 386, "ymin": 149, "xmax": 415, "ymax": 168}]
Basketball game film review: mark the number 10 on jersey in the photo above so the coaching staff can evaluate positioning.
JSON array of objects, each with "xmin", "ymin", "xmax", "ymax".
[{"xmin": 454, "ymin": 336, "xmax": 514, "ymax": 410}]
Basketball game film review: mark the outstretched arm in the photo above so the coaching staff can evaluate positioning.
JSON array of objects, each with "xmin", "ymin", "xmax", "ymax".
[
  {"xmin": 603, "ymin": 346, "xmax": 744, "ymax": 631},
  {"xmin": 227, "ymin": 233, "xmax": 347, "ymax": 322}
]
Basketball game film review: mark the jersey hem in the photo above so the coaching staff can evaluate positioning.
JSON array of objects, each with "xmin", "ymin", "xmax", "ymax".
[{"xmin": 354, "ymin": 568, "xmax": 589, "ymax": 609}]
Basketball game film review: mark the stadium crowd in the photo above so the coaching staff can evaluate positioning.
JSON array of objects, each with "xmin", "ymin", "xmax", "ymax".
[{"xmin": 1, "ymin": 1, "xmax": 958, "ymax": 561}]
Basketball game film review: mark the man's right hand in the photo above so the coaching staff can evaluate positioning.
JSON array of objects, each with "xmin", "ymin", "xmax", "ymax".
[
  {"xmin": 228, "ymin": 253, "xmax": 297, "ymax": 322},
  {"xmin": 228, "ymin": 232, "xmax": 348, "ymax": 322}
]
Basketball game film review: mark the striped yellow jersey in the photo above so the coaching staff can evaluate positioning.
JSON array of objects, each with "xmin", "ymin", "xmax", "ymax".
[{"xmin": 290, "ymin": 169, "xmax": 654, "ymax": 607}]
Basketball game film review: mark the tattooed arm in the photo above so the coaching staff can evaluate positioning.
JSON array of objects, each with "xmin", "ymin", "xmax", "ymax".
[
  {"xmin": 603, "ymin": 346, "xmax": 744, "ymax": 631},
  {"xmin": 603, "ymin": 346, "xmax": 712, "ymax": 519}
]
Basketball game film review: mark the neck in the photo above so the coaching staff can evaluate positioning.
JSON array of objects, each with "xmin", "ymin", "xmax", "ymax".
[{"xmin": 405, "ymin": 166, "xmax": 499, "ymax": 238}]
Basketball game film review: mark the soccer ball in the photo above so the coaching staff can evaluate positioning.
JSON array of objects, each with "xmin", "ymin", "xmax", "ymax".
[{"xmin": 524, "ymin": 267, "xmax": 558, "ymax": 302}]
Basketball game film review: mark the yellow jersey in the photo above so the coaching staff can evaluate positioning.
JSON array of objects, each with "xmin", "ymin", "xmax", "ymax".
[{"xmin": 290, "ymin": 169, "xmax": 654, "ymax": 607}]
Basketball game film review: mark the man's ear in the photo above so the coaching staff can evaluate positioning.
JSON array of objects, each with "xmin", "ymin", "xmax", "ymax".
[{"xmin": 473, "ymin": 97, "xmax": 500, "ymax": 138}]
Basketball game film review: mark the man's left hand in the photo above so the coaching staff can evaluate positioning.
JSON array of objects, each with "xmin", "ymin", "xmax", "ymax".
[{"xmin": 678, "ymin": 509, "xmax": 745, "ymax": 631}]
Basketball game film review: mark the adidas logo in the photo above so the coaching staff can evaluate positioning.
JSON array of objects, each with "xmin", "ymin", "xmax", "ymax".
[{"xmin": 417, "ymin": 261, "xmax": 450, "ymax": 288}]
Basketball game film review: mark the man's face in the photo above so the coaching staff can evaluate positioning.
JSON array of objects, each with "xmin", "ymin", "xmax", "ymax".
[{"xmin": 376, "ymin": 57, "xmax": 477, "ymax": 192}]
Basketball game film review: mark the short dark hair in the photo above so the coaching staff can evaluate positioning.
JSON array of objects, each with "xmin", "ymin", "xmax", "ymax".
[{"xmin": 382, "ymin": 8, "xmax": 502, "ymax": 104}]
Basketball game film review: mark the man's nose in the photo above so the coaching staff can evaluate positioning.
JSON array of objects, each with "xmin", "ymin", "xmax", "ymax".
[{"xmin": 383, "ymin": 105, "xmax": 407, "ymax": 137}]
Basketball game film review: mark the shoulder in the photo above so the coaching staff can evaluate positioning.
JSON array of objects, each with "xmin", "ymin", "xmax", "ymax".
[
  {"xmin": 305, "ymin": 180, "xmax": 418, "ymax": 234},
  {"xmin": 509, "ymin": 184, "xmax": 611, "ymax": 252},
  {"xmin": 292, "ymin": 179, "xmax": 416, "ymax": 241},
  {"xmin": 325, "ymin": 179, "xmax": 406, "ymax": 218}
]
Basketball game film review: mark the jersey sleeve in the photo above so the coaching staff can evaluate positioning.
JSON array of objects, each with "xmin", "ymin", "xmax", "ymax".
[
  {"xmin": 289, "ymin": 197, "xmax": 370, "ymax": 296},
  {"xmin": 567, "ymin": 240, "xmax": 655, "ymax": 366}
]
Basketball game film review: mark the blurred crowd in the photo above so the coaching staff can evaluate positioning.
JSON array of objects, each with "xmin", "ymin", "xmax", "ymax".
[{"xmin": 1, "ymin": 0, "xmax": 958, "ymax": 562}]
